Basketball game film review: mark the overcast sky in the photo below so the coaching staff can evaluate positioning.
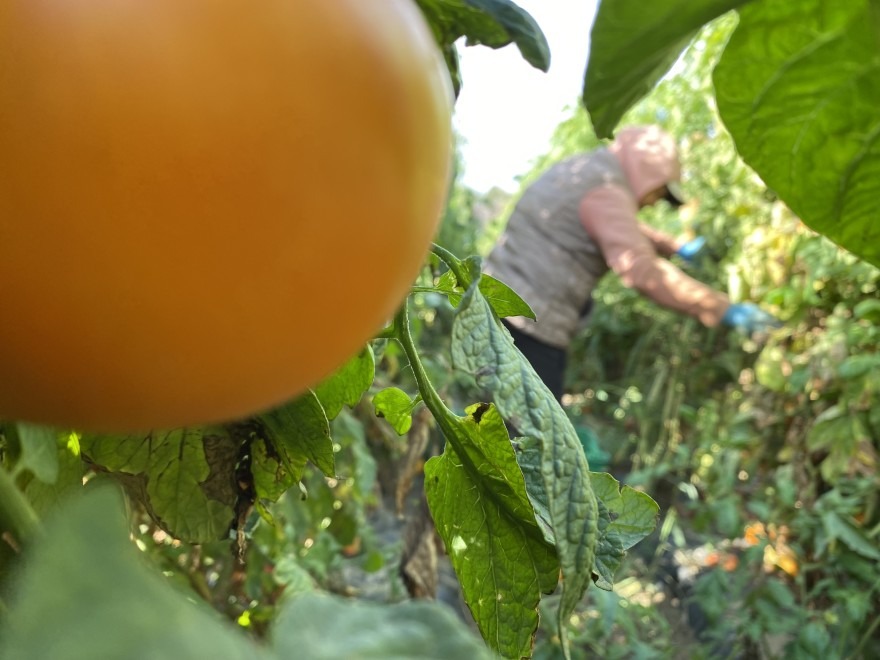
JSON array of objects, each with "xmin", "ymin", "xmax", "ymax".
[{"xmin": 452, "ymin": 1, "xmax": 599, "ymax": 193}]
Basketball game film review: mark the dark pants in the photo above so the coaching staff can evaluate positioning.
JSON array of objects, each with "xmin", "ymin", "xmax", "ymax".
[{"xmin": 502, "ymin": 320, "xmax": 567, "ymax": 401}]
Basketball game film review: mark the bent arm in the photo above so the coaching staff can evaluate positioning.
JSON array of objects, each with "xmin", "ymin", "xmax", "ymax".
[
  {"xmin": 637, "ymin": 222, "xmax": 682, "ymax": 258},
  {"xmin": 579, "ymin": 185, "xmax": 729, "ymax": 327}
]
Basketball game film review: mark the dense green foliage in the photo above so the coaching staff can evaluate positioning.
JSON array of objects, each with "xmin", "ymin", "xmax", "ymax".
[
  {"xmin": 563, "ymin": 15, "xmax": 880, "ymax": 657},
  {"xmin": 2, "ymin": 2, "xmax": 879, "ymax": 659}
]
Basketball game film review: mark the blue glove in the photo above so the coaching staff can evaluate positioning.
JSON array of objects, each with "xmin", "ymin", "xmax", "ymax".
[
  {"xmin": 722, "ymin": 303, "xmax": 782, "ymax": 334},
  {"xmin": 676, "ymin": 236, "xmax": 707, "ymax": 261}
]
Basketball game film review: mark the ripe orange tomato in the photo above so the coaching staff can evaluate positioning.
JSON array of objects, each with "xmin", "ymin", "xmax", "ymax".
[{"xmin": 0, "ymin": 1, "xmax": 452, "ymax": 432}]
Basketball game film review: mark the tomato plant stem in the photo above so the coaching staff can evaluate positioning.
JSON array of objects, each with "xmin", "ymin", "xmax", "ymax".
[
  {"xmin": 392, "ymin": 299, "xmax": 453, "ymax": 423},
  {"xmin": 430, "ymin": 243, "xmax": 471, "ymax": 288},
  {"xmin": 391, "ymin": 299, "xmax": 480, "ymax": 475},
  {"xmin": 0, "ymin": 466, "xmax": 40, "ymax": 551}
]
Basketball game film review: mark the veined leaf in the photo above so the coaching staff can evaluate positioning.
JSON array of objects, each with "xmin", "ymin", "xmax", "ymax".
[
  {"xmin": 516, "ymin": 442, "xmax": 659, "ymax": 591},
  {"xmin": 589, "ymin": 472, "xmax": 660, "ymax": 590},
  {"xmin": 372, "ymin": 387, "xmax": 418, "ymax": 435},
  {"xmin": 451, "ymin": 279, "xmax": 598, "ymax": 656},
  {"xmin": 425, "ymin": 403, "xmax": 558, "ymax": 659},
  {"xmin": 260, "ymin": 391, "xmax": 334, "ymax": 478},
  {"xmin": 714, "ymin": 0, "xmax": 880, "ymax": 268},
  {"xmin": 250, "ymin": 436, "xmax": 298, "ymax": 504},
  {"xmin": 81, "ymin": 428, "xmax": 242, "ymax": 543},
  {"xmin": 314, "ymin": 346, "xmax": 375, "ymax": 421},
  {"xmin": 584, "ymin": 0, "xmax": 750, "ymax": 138},
  {"xmin": 436, "ymin": 268, "xmax": 536, "ymax": 320}
]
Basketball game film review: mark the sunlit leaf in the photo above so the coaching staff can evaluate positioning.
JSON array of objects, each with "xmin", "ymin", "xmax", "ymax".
[
  {"xmin": 80, "ymin": 428, "xmax": 241, "ymax": 542},
  {"xmin": 424, "ymin": 403, "xmax": 558, "ymax": 658},
  {"xmin": 251, "ymin": 436, "xmax": 298, "ymax": 503},
  {"xmin": 435, "ymin": 269, "xmax": 536, "ymax": 320},
  {"xmin": 314, "ymin": 347, "xmax": 375, "ymax": 421},
  {"xmin": 451, "ymin": 279, "xmax": 598, "ymax": 655},
  {"xmin": 260, "ymin": 391, "xmax": 334, "ymax": 478},
  {"xmin": 714, "ymin": 0, "xmax": 880, "ymax": 267},
  {"xmin": 372, "ymin": 387, "xmax": 417, "ymax": 436}
]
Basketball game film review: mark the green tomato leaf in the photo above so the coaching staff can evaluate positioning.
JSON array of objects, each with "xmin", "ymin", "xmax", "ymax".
[
  {"xmin": 513, "ymin": 444, "xmax": 658, "ymax": 591},
  {"xmin": 424, "ymin": 403, "xmax": 558, "ymax": 659},
  {"xmin": 272, "ymin": 592, "xmax": 493, "ymax": 659},
  {"xmin": 80, "ymin": 428, "xmax": 241, "ymax": 543},
  {"xmin": 372, "ymin": 387, "xmax": 418, "ymax": 436},
  {"xmin": 509, "ymin": 437, "xmax": 557, "ymax": 546},
  {"xmin": 795, "ymin": 622, "xmax": 833, "ymax": 657},
  {"xmin": 260, "ymin": 391, "xmax": 334, "ymax": 478},
  {"xmin": 13, "ymin": 423, "xmax": 60, "ymax": 483},
  {"xmin": 854, "ymin": 298, "xmax": 880, "ymax": 322},
  {"xmin": 435, "ymin": 268, "xmax": 459, "ymax": 295},
  {"xmin": 251, "ymin": 436, "xmax": 299, "ymax": 504},
  {"xmin": 588, "ymin": 472, "xmax": 660, "ymax": 590},
  {"xmin": 314, "ymin": 346, "xmax": 375, "ymax": 421},
  {"xmin": 436, "ymin": 268, "xmax": 536, "ymax": 320},
  {"xmin": 807, "ymin": 409, "xmax": 874, "ymax": 482},
  {"xmin": 478, "ymin": 274, "xmax": 536, "ymax": 320},
  {"xmin": 459, "ymin": 274, "xmax": 536, "ymax": 320},
  {"xmin": 820, "ymin": 511, "xmax": 880, "ymax": 560},
  {"xmin": 807, "ymin": 412, "xmax": 850, "ymax": 453},
  {"xmin": 415, "ymin": 0, "xmax": 550, "ymax": 75},
  {"xmin": 592, "ymin": 496, "xmax": 625, "ymax": 591},
  {"xmin": 451, "ymin": 279, "xmax": 598, "ymax": 655},
  {"xmin": 837, "ymin": 354, "xmax": 880, "ymax": 380},
  {"xmin": 584, "ymin": 0, "xmax": 750, "ymax": 138},
  {"xmin": 0, "ymin": 487, "xmax": 262, "ymax": 660},
  {"xmin": 714, "ymin": 0, "xmax": 880, "ymax": 268}
]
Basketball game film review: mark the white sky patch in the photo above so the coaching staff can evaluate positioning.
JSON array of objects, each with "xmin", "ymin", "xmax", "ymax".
[{"xmin": 452, "ymin": 1, "xmax": 599, "ymax": 193}]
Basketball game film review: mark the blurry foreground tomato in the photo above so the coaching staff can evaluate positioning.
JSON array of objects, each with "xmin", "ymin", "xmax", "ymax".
[{"xmin": 0, "ymin": 0, "xmax": 453, "ymax": 431}]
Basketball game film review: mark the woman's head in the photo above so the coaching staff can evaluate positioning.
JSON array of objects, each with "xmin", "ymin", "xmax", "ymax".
[{"xmin": 609, "ymin": 125, "xmax": 682, "ymax": 207}]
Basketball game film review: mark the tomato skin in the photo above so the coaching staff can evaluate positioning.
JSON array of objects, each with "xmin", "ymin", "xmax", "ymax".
[{"xmin": 0, "ymin": 1, "xmax": 452, "ymax": 431}]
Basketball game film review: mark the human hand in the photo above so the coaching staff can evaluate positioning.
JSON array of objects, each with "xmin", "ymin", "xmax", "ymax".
[
  {"xmin": 721, "ymin": 303, "xmax": 782, "ymax": 334},
  {"xmin": 676, "ymin": 236, "xmax": 707, "ymax": 261}
]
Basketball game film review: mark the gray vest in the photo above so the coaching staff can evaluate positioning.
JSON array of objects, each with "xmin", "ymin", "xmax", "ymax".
[{"xmin": 485, "ymin": 149, "xmax": 630, "ymax": 348}]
